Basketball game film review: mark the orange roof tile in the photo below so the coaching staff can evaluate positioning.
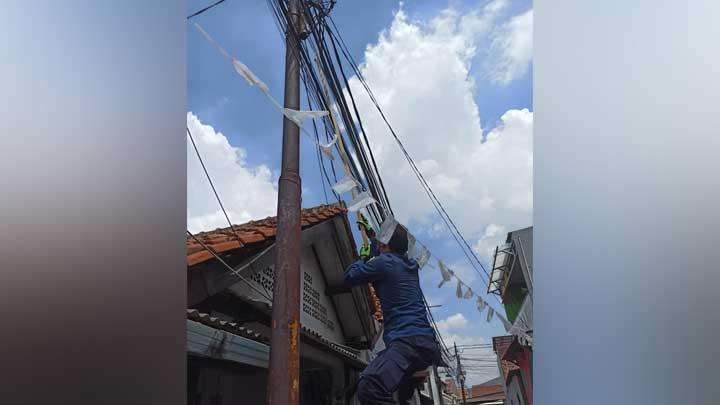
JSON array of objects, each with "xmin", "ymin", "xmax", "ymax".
[{"xmin": 186, "ymin": 203, "xmax": 347, "ymax": 267}]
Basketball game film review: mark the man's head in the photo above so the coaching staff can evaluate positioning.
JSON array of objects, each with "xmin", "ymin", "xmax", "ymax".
[{"xmin": 378, "ymin": 224, "xmax": 409, "ymax": 255}]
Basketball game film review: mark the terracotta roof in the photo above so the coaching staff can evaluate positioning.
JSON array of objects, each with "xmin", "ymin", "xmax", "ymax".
[
  {"xmin": 187, "ymin": 203, "xmax": 347, "ymax": 266},
  {"xmin": 469, "ymin": 383, "xmax": 505, "ymax": 401}
]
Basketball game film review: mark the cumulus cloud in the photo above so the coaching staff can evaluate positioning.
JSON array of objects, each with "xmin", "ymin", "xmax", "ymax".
[
  {"xmin": 435, "ymin": 313, "xmax": 500, "ymax": 385},
  {"xmin": 473, "ymin": 223, "xmax": 507, "ymax": 259},
  {"xmin": 187, "ymin": 112, "xmax": 278, "ymax": 233},
  {"xmin": 487, "ymin": 9, "xmax": 533, "ymax": 85},
  {"xmin": 436, "ymin": 312, "xmax": 469, "ymax": 332},
  {"xmin": 346, "ymin": 5, "xmax": 532, "ymax": 263}
]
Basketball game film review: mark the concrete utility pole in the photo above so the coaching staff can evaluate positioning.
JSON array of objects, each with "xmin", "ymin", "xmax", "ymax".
[
  {"xmin": 268, "ymin": 0, "xmax": 302, "ymax": 404},
  {"xmin": 455, "ymin": 343, "xmax": 467, "ymax": 405}
]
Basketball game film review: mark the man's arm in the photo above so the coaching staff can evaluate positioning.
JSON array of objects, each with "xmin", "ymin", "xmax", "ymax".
[{"xmin": 344, "ymin": 256, "xmax": 386, "ymax": 287}]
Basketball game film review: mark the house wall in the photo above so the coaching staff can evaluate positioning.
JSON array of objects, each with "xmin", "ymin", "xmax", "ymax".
[
  {"xmin": 517, "ymin": 347, "xmax": 533, "ymax": 405},
  {"xmin": 188, "ymin": 357, "xmax": 267, "ymax": 405},
  {"xmin": 506, "ymin": 375, "xmax": 526, "ymax": 405},
  {"xmin": 188, "ymin": 351, "xmax": 358, "ymax": 405}
]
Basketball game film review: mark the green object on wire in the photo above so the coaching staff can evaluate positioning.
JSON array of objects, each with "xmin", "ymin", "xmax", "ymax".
[
  {"xmin": 359, "ymin": 244, "xmax": 371, "ymax": 260},
  {"xmin": 356, "ymin": 214, "xmax": 371, "ymax": 233}
]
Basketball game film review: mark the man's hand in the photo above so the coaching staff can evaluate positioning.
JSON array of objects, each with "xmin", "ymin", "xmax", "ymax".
[
  {"xmin": 359, "ymin": 243, "xmax": 372, "ymax": 261},
  {"xmin": 356, "ymin": 214, "xmax": 371, "ymax": 234}
]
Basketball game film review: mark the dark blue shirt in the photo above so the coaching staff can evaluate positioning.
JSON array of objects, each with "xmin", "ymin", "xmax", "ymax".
[{"xmin": 344, "ymin": 252, "xmax": 434, "ymax": 346}]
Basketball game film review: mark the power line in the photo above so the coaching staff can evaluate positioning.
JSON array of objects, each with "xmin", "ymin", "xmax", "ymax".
[
  {"xmin": 187, "ymin": 0, "xmax": 229, "ymax": 20},
  {"xmin": 187, "ymin": 126, "xmax": 246, "ymax": 248},
  {"xmin": 186, "ymin": 230, "xmax": 272, "ymax": 301},
  {"xmin": 324, "ymin": 18, "xmax": 498, "ymax": 296}
]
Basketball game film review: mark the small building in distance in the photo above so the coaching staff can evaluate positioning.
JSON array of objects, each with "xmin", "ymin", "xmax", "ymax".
[{"xmin": 465, "ymin": 376, "xmax": 506, "ymax": 404}]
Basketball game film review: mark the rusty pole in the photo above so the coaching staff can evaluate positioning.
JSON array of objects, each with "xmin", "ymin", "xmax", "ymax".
[
  {"xmin": 456, "ymin": 342, "xmax": 467, "ymax": 405},
  {"xmin": 268, "ymin": 0, "xmax": 302, "ymax": 404}
]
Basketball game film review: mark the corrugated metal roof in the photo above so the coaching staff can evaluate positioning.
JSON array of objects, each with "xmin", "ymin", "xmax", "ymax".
[
  {"xmin": 186, "ymin": 308, "xmax": 367, "ymax": 368},
  {"xmin": 187, "ymin": 309, "xmax": 266, "ymax": 342}
]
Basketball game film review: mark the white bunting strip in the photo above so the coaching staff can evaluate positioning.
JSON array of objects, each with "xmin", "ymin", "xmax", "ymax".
[
  {"xmin": 486, "ymin": 307, "xmax": 495, "ymax": 322},
  {"xmin": 347, "ymin": 191, "xmax": 376, "ymax": 212},
  {"xmin": 319, "ymin": 135, "xmax": 337, "ymax": 160},
  {"xmin": 332, "ymin": 177, "xmax": 359, "ymax": 195},
  {"xmin": 193, "ymin": 22, "xmax": 231, "ymax": 60},
  {"xmin": 282, "ymin": 108, "xmax": 330, "ymax": 127},
  {"xmin": 377, "ymin": 215, "xmax": 400, "ymax": 245},
  {"xmin": 194, "ymin": 21, "xmax": 336, "ymax": 153},
  {"xmin": 415, "ymin": 246, "xmax": 431, "ymax": 268},
  {"xmin": 232, "ymin": 59, "xmax": 270, "ymax": 93}
]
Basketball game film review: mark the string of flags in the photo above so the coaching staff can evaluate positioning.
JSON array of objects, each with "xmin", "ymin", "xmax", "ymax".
[
  {"xmin": 193, "ymin": 22, "xmax": 336, "ymax": 152},
  {"xmin": 191, "ymin": 20, "xmax": 532, "ymax": 346},
  {"xmin": 193, "ymin": 21, "xmax": 376, "ymax": 220},
  {"xmin": 437, "ymin": 255, "xmax": 531, "ymax": 344}
]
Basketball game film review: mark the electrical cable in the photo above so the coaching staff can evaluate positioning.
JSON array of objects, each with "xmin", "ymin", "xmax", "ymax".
[
  {"xmin": 187, "ymin": 126, "xmax": 246, "ymax": 248},
  {"xmin": 187, "ymin": 230, "xmax": 272, "ymax": 301},
  {"xmin": 187, "ymin": 0, "xmax": 229, "ymax": 20}
]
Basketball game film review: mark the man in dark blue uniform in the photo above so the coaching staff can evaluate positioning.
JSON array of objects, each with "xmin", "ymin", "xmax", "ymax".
[{"xmin": 344, "ymin": 223, "xmax": 440, "ymax": 404}]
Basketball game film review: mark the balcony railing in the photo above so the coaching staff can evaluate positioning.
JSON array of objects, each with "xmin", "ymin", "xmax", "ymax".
[{"xmin": 487, "ymin": 242, "xmax": 515, "ymax": 295}]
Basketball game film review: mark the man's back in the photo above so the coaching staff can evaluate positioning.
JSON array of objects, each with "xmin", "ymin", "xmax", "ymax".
[{"xmin": 344, "ymin": 252, "xmax": 434, "ymax": 345}]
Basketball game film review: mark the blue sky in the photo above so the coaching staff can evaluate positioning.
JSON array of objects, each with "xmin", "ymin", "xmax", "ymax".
[{"xmin": 187, "ymin": 0, "xmax": 532, "ymax": 384}]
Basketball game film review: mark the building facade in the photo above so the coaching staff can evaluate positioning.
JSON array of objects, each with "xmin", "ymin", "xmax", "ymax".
[
  {"xmin": 489, "ymin": 227, "xmax": 533, "ymax": 405},
  {"xmin": 186, "ymin": 204, "xmax": 380, "ymax": 405}
]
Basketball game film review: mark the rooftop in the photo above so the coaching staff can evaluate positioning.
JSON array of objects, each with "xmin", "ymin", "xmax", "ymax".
[
  {"xmin": 186, "ymin": 203, "xmax": 347, "ymax": 266},
  {"xmin": 492, "ymin": 335, "xmax": 520, "ymax": 380}
]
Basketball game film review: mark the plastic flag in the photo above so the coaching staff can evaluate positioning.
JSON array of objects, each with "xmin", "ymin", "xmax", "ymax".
[
  {"xmin": 463, "ymin": 287, "xmax": 474, "ymax": 299},
  {"xmin": 486, "ymin": 307, "xmax": 495, "ymax": 322},
  {"xmin": 415, "ymin": 245, "xmax": 431, "ymax": 268},
  {"xmin": 232, "ymin": 59, "xmax": 270, "ymax": 94},
  {"xmin": 437, "ymin": 260, "xmax": 453, "ymax": 287},
  {"xmin": 476, "ymin": 297, "xmax": 486, "ymax": 314},
  {"xmin": 332, "ymin": 177, "xmax": 359, "ymax": 195},
  {"xmin": 282, "ymin": 108, "xmax": 329, "ymax": 127},
  {"xmin": 439, "ymin": 260, "xmax": 453, "ymax": 281},
  {"xmin": 347, "ymin": 191, "xmax": 376, "ymax": 212},
  {"xmin": 377, "ymin": 215, "xmax": 399, "ymax": 245},
  {"xmin": 319, "ymin": 135, "xmax": 337, "ymax": 160},
  {"xmin": 456, "ymin": 280, "xmax": 463, "ymax": 298}
]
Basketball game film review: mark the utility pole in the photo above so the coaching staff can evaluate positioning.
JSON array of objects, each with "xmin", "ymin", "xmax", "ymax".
[
  {"xmin": 455, "ymin": 343, "xmax": 467, "ymax": 405},
  {"xmin": 268, "ymin": 0, "xmax": 302, "ymax": 404}
]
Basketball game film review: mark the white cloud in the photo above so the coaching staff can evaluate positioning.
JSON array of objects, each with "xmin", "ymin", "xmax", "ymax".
[
  {"xmin": 435, "ymin": 313, "xmax": 500, "ymax": 385},
  {"xmin": 436, "ymin": 312, "xmax": 469, "ymax": 332},
  {"xmin": 473, "ymin": 223, "xmax": 507, "ymax": 260},
  {"xmin": 487, "ymin": 9, "xmax": 533, "ymax": 85},
  {"xmin": 347, "ymin": 5, "xmax": 532, "ymax": 263},
  {"xmin": 187, "ymin": 112, "xmax": 278, "ymax": 233}
]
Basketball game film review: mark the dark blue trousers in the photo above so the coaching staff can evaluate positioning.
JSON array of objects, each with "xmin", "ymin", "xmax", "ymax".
[{"xmin": 357, "ymin": 335, "xmax": 439, "ymax": 405}]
